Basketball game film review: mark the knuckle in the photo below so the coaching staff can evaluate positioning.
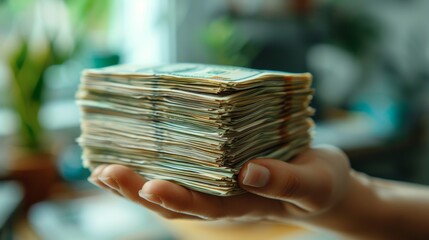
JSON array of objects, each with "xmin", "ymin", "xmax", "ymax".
[
  {"xmin": 279, "ymin": 173, "xmax": 301, "ymax": 199},
  {"xmin": 317, "ymin": 171, "xmax": 336, "ymax": 204}
]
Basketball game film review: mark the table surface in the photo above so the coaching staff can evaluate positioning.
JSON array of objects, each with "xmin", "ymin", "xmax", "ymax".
[{"xmin": 27, "ymin": 188, "xmax": 322, "ymax": 240}]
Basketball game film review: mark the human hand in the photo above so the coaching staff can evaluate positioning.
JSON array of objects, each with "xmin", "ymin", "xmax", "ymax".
[{"xmin": 88, "ymin": 145, "xmax": 355, "ymax": 224}]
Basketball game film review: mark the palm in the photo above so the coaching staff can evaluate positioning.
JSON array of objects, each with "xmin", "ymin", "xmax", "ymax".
[{"xmin": 90, "ymin": 146, "xmax": 351, "ymax": 222}]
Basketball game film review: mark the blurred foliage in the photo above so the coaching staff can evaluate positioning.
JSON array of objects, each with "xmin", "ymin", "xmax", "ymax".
[
  {"xmin": 65, "ymin": 0, "xmax": 113, "ymax": 50},
  {"xmin": 1, "ymin": 0, "xmax": 112, "ymax": 152},
  {"xmin": 324, "ymin": 2, "xmax": 380, "ymax": 57},
  {"xmin": 200, "ymin": 1, "xmax": 379, "ymax": 70},
  {"xmin": 201, "ymin": 17, "xmax": 260, "ymax": 67}
]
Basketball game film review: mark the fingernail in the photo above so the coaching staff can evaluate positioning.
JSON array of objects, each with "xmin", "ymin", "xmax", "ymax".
[
  {"xmin": 91, "ymin": 164, "xmax": 107, "ymax": 178},
  {"xmin": 87, "ymin": 177, "xmax": 100, "ymax": 186},
  {"xmin": 98, "ymin": 176, "xmax": 120, "ymax": 191},
  {"xmin": 242, "ymin": 163, "xmax": 270, "ymax": 187},
  {"xmin": 138, "ymin": 190, "xmax": 163, "ymax": 205}
]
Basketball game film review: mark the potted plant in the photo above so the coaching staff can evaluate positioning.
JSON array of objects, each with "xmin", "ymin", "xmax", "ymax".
[
  {"xmin": 1, "ymin": 0, "xmax": 113, "ymax": 208},
  {"xmin": 5, "ymin": 33, "xmax": 68, "ymax": 210}
]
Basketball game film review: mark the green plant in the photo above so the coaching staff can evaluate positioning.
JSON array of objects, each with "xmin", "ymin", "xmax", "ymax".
[
  {"xmin": 2, "ymin": 0, "xmax": 112, "ymax": 152},
  {"xmin": 202, "ymin": 17, "xmax": 260, "ymax": 67},
  {"xmin": 8, "ymin": 36, "xmax": 66, "ymax": 150}
]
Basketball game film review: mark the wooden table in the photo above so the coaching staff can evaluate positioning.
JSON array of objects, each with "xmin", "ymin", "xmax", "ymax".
[{"xmin": 164, "ymin": 219, "xmax": 304, "ymax": 240}]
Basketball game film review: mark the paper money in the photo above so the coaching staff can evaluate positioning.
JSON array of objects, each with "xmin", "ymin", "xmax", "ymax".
[{"xmin": 76, "ymin": 63, "xmax": 315, "ymax": 196}]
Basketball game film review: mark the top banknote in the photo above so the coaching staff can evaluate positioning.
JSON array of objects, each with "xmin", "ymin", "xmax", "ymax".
[{"xmin": 82, "ymin": 63, "xmax": 312, "ymax": 94}]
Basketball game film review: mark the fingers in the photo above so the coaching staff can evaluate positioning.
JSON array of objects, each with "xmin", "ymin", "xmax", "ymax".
[
  {"xmin": 89, "ymin": 166, "xmax": 285, "ymax": 220},
  {"xmin": 239, "ymin": 158, "xmax": 327, "ymax": 212},
  {"xmin": 89, "ymin": 164, "xmax": 200, "ymax": 220},
  {"xmin": 238, "ymin": 146, "xmax": 350, "ymax": 213},
  {"xmin": 86, "ymin": 146, "xmax": 350, "ymax": 221},
  {"xmin": 139, "ymin": 179, "xmax": 285, "ymax": 220},
  {"xmin": 139, "ymin": 179, "xmax": 225, "ymax": 219},
  {"xmin": 88, "ymin": 165, "xmax": 123, "ymax": 197}
]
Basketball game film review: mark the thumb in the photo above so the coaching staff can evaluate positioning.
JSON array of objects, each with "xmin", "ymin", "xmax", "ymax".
[{"xmin": 238, "ymin": 158, "xmax": 333, "ymax": 212}]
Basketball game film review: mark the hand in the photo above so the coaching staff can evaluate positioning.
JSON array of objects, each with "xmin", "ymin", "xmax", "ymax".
[{"xmin": 88, "ymin": 145, "xmax": 353, "ymax": 224}]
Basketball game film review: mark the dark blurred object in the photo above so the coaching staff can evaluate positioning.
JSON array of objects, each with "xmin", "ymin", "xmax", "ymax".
[
  {"xmin": 5, "ymin": 152, "xmax": 58, "ymax": 211},
  {"xmin": 0, "ymin": 181, "xmax": 23, "ymax": 240},
  {"xmin": 314, "ymin": 111, "xmax": 427, "ymax": 182}
]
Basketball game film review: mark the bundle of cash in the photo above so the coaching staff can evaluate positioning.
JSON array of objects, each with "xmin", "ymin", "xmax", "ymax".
[{"xmin": 76, "ymin": 63, "xmax": 314, "ymax": 196}]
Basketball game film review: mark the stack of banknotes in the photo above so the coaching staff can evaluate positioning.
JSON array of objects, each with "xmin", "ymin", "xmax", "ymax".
[{"xmin": 76, "ymin": 63, "xmax": 315, "ymax": 196}]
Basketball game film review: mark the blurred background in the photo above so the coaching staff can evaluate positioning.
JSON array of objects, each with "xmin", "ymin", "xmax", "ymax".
[{"xmin": 1, "ymin": 0, "xmax": 428, "ymax": 239}]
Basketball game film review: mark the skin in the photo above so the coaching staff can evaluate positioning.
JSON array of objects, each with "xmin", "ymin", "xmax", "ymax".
[{"xmin": 88, "ymin": 145, "xmax": 429, "ymax": 239}]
